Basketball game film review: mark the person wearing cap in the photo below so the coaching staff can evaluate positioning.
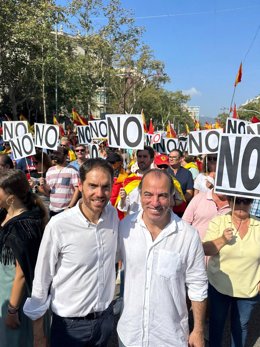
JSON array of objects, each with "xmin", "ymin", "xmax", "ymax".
[{"xmin": 154, "ymin": 154, "xmax": 185, "ymax": 209}]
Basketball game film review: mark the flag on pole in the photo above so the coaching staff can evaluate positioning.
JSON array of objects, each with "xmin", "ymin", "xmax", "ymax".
[
  {"xmin": 251, "ymin": 116, "xmax": 260, "ymax": 123},
  {"xmin": 232, "ymin": 104, "xmax": 238, "ymax": 119},
  {"xmin": 141, "ymin": 109, "xmax": 148, "ymax": 133},
  {"xmin": 214, "ymin": 120, "xmax": 222, "ymax": 129},
  {"xmin": 194, "ymin": 119, "xmax": 200, "ymax": 131},
  {"xmin": 204, "ymin": 122, "xmax": 212, "ymax": 130},
  {"xmin": 53, "ymin": 115, "xmax": 65, "ymax": 136},
  {"xmin": 234, "ymin": 63, "xmax": 242, "ymax": 87},
  {"xmin": 166, "ymin": 121, "xmax": 177, "ymax": 138},
  {"xmin": 185, "ymin": 123, "xmax": 190, "ymax": 134},
  {"xmin": 72, "ymin": 108, "xmax": 88, "ymax": 125},
  {"xmin": 148, "ymin": 118, "xmax": 154, "ymax": 134}
]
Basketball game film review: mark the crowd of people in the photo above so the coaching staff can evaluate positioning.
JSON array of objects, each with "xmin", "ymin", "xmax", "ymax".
[{"xmin": 0, "ymin": 136, "xmax": 259, "ymax": 347}]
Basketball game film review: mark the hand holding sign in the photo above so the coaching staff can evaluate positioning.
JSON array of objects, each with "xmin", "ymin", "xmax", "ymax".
[{"xmin": 222, "ymin": 228, "xmax": 234, "ymax": 243}]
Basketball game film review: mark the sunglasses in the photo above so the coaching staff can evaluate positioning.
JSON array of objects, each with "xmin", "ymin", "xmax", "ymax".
[
  {"xmin": 207, "ymin": 157, "xmax": 217, "ymax": 162},
  {"xmin": 75, "ymin": 149, "xmax": 85, "ymax": 153},
  {"xmin": 157, "ymin": 165, "xmax": 168, "ymax": 169},
  {"xmin": 230, "ymin": 198, "xmax": 252, "ymax": 205}
]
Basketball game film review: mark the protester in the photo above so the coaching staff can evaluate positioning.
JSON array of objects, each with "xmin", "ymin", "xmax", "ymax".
[
  {"xmin": 29, "ymin": 152, "xmax": 52, "ymax": 212},
  {"xmin": 194, "ymin": 154, "xmax": 217, "ymax": 195},
  {"xmin": 117, "ymin": 146, "xmax": 154, "ymax": 214},
  {"xmin": 183, "ymin": 190, "xmax": 230, "ymax": 240},
  {"xmin": 0, "ymin": 169, "xmax": 48, "ymax": 347},
  {"xmin": 24, "ymin": 158, "xmax": 119, "ymax": 347},
  {"xmin": 167, "ymin": 149, "xmax": 194, "ymax": 203},
  {"xmin": 117, "ymin": 169, "xmax": 208, "ymax": 347},
  {"xmin": 181, "ymin": 154, "xmax": 199, "ymax": 180},
  {"xmin": 68, "ymin": 143, "xmax": 88, "ymax": 171},
  {"xmin": 0, "ymin": 153, "xmax": 14, "ymax": 169},
  {"xmin": 60, "ymin": 136, "xmax": 76, "ymax": 162},
  {"xmin": 203, "ymin": 196, "xmax": 260, "ymax": 347},
  {"xmin": 40, "ymin": 146, "xmax": 80, "ymax": 217}
]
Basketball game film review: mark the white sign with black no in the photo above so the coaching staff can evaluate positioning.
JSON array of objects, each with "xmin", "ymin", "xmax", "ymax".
[
  {"xmin": 188, "ymin": 129, "xmax": 223, "ymax": 156},
  {"xmin": 214, "ymin": 134, "xmax": 260, "ymax": 199},
  {"xmin": 9, "ymin": 133, "xmax": 36, "ymax": 160},
  {"xmin": 106, "ymin": 114, "xmax": 144, "ymax": 150},
  {"xmin": 34, "ymin": 123, "xmax": 59, "ymax": 150}
]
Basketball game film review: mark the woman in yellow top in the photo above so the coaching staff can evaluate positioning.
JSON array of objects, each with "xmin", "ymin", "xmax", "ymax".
[{"xmin": 203, "ymin": 196, "xmax": 260, "ymax": 347}]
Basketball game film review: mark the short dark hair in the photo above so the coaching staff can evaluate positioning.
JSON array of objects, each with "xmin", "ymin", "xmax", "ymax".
[
  {"xmin": 0, "ymin": 154, "xmax": 14, "ymax": 169},
  {"xmin": 79, "ymin": 158, "xmax": 114, "ymax": 183},
  {"xmin": 50, "ymin": 146, "xmax": 68, "ymax": 164},
  {"xmin": 137, "ymin": 146, "xmax": 155, "ymax": 160},
  {"xmin": 169, "ymin": 149, "xmax": 183, "ymax": 158},
  {"xmin": 139, "ymin": 168, "xmax": 174, "ymax": 195}
]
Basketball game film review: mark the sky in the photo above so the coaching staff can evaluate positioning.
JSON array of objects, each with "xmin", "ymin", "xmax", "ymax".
[{"xmin": 59, "ymin": 0, "xmax": 260, "ymax": 119}]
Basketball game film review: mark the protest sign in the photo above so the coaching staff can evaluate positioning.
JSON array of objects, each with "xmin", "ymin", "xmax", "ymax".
[
  {"xmin": 188, "ymin": 129, "xmax": 223, "ymax": 155},
  {"xmin": 3, "ymin": 121, "xmax": 28, "ymax": 142},
  {"xmin": 215, "ymin": 134, "xmax": 260, "ymax": 198},
  {"xmin": 77, "ymin": 125, "xmax": 92, "ymax": 144},
  {"xmin": 106, "ymin": 114, "xmax": 144, "ymax": 150},
  {"xmin": 225, "ymin": 117, "xmax": 250, "ymax": 134},
  {"xmin": 34, "ymin": 123, "xmax": 59, "ymax": 150},
  {"xmin": 89, "ymin": 120, "xmax": 108, "ymax": 139},
  {"xmin": 9, "ymin": 133, "xmax": 36, "ymax": 160}
]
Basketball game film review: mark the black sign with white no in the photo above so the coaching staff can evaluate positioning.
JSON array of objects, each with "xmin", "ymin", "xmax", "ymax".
[{"xmin": 215, "ymin": 134, "xmax": 260, "ymax": 198}]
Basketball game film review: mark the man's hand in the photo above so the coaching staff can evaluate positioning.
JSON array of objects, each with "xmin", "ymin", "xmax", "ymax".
[
  {"xmin": 5, "ymin": 312, "xmax": 20, "ymax": 329},
  {"xmin": 188, "ymin": 329, "xmax": 205, "ymax": 347}
]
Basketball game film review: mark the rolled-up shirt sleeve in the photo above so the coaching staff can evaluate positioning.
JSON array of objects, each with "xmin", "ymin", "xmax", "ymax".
[
  {"xmin": 23, "ymin": 221, "xmax": 60, "ymax": 320},
  {"xmin": 185, "ymin": 231, "xmax": 208, "ymax": 301}
]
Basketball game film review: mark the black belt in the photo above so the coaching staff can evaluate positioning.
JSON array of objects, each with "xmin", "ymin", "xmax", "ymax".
[{"xmin": 66, "ymin": 310, "xmax": 104, "ymax": 320}]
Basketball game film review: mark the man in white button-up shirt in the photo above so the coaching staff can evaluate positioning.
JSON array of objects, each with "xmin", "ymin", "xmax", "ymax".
[
  {"xmin": 24, "ymin": 158, "xmax": 119, "ymax": 347},
  {"xmin": 118, "ymin": 169, "xmax": 208, "ymax": 347}
]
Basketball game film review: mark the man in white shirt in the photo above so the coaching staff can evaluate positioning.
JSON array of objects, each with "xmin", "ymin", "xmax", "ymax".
[
  {"xmin": 24, "ymin": 158, "xmax": 119, "ymax": 347},
  {"xmin": 118, "ymin": 169, "xmax": 208, "ymax": 347}
]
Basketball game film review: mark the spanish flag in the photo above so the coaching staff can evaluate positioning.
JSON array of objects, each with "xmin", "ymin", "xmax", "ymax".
[
  {"xmin": 194, "ymin": 119, "xmax": 200, "ymax": 131},
  {"xmin": 72, "ymin": 108, "xmax": 88, "ymax": 125},
  {"xmin": 53, "ymin": 116, "xmax": 65, "ymax": 136},
  {"xmin": 232, "ymin": 104, "xmax": 238, "ymax": 119},
  {"xmin": 141, "ymin": 109, "xmax": 148, "ymax": 133},
  {"xmin": 234, "ymin": 63, "xmax": 242, "ymax": 87},
  {"xmin": 185, "ymin": 123, "xmax": 190, "ymax": 134},
  {"xmin": 166, "ymin": 121, "xmax": 177, "ymax": 138}
]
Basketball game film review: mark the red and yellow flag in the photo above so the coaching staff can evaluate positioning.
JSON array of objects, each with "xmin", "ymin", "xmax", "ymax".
[
  {"xmin": 72, "ymin": 108, "xmax": 88, "ymax": 125},
  {"xmin": 234, "ymin": 62, "xmax": 242, "ymax": 87},
  {"xmin": 166, "ymin": 121, "xmax": 177, "ymax": 138},
  {"xmin": 185, "ymin": 123, "xmax": 190, "ymax": 134},
  {"xmin": 204, "ymin": 122, "xmax": 212, "ymax": 130},
  {"xmin": 194, "ymin": 119, "xmax": 200, "ymax": 131},
  {"xmin": 141, "ymin": 109, "xmax": 148, "ymax": 133},
  {"xmin": 53, "ymin": 116, "xmax": 65, "ymax": 136}
]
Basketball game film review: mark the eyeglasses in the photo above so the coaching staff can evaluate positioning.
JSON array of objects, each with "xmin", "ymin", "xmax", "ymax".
[
  {"xmin": 230, "ymin": 198, "xmax": 252, "ymax": 205},
  {"xmin": 75, "ymin": 149, "xmax": 85, "ymax": 153},
  {"xmin": 169, "ymin": 156, "xmax": 179, "ymax": 160},
  {"xmin": 207, "ymin": 157, "xmax": 217, "ymax": 162},
  {"xmin": 60, "ymin": 144, "xmax": 67, "ymax": 147}
]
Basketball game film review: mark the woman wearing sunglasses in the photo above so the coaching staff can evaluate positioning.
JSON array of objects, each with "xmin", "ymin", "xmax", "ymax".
[
  {"xmin": 203, "ymin": 196, "xmax": 260, "ymax": 347},
  {"xmin": 194, "ymin": 154, "xmax": 217, "ymax": 195}
]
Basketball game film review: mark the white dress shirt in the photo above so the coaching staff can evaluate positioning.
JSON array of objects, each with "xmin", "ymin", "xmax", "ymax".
[
  {"xmin": 23, "ymin": 202, "xmax": 119, "ymax": 320},
  {"xmin": 117, "ymin": 210, "xmax": 208, "ymax": 347}
]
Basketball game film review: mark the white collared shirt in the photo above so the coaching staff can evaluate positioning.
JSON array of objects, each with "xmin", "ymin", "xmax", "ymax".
[
  {"xmin": 117, "ymin": 211, "xmax": 208, "ymax": 347},
  {"xmin": 24, "ymin": 202, "xmax": 119, "ymax": 320}
]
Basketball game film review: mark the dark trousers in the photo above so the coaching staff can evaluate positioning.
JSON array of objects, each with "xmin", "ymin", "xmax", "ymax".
[
  {"xmin": 208, "ymin": 283, "xmax": 260, "ymax": 347},
  {"xmin": 50, "ymin": 305, "xmax": 114, "ymax": 347}
]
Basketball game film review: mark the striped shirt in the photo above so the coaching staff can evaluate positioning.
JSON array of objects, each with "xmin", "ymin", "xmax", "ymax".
[{"xmin": 46, "ymin": 166, "xmax": 79, "ymax": 212}]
